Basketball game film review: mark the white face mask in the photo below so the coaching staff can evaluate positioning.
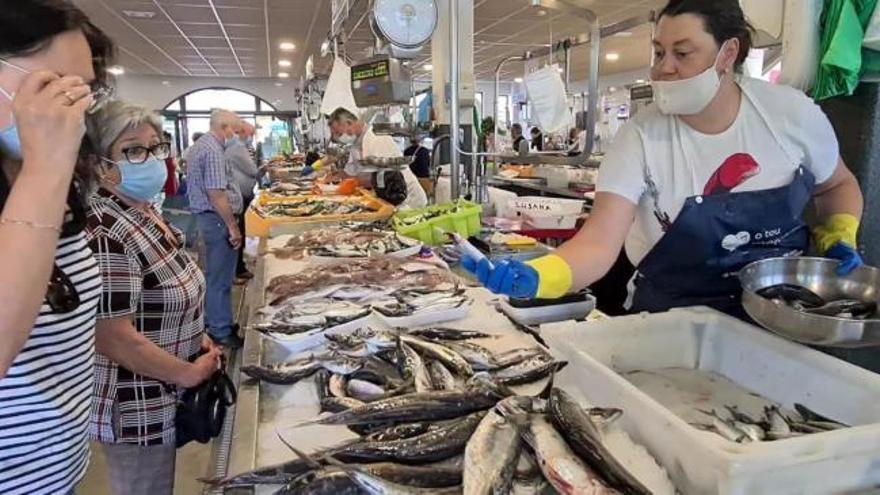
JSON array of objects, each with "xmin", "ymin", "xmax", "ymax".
[
  {"xmin": 337, "ymin": 133, "xmax": 357, "ymax": 145},
  {"xmin": 651, "ymin": 42, "xmax": 730, "ymax": 116}
]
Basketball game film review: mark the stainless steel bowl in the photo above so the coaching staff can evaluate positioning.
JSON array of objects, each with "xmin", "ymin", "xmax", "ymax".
[{"xmin": 740, "ymin": 257, "xmax": 880, "ymax": 348}]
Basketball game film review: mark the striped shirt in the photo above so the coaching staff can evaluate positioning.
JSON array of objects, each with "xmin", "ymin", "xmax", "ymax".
[
  {"xmin": 185, "ymin": 133, "xmax": 243, "ymax": 214},
  {"xmin": 0, "ymin": 232, "xmax": 102, "ymax": 495}
]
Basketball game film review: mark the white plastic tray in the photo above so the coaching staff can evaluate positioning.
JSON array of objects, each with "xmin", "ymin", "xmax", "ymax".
[
  {"xmin": 541, "ymin": 307, "xmax": 880, "ymax": 495},
  {"xmin": 373, "ymin": 299, "xmax": 473, "ymax": 328},
  {"xmin": 260, "ymin": 313, "xmax": 373, "ymax": 354},
  {"xmin": 498, "ymin": 294, "xmax": 595, "ymax": 326}
]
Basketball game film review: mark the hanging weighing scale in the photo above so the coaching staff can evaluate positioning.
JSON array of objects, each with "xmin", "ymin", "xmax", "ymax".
[{"xmin": 350, "ymin": 0, "xmax": 438, "ymax": 108}]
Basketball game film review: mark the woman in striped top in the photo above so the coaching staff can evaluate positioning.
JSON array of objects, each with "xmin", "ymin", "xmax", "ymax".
[{"xmin": 0, "ymin": 2, "xmax": 115, "ymax": 494}]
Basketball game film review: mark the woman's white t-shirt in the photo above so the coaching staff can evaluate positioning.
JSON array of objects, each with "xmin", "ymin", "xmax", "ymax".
[{"xmin": 597, "ymin": 77, "xmax": 839, "ymax": 265}]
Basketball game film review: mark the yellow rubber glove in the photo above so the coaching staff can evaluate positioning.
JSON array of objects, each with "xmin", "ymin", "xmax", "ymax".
[
  {"xmin": 312, "ymin": 159, "xmax": 324, "ymax": 170},
  {"xmin": 525, "ymin": 254, "xmax": 574, "ymax": 299},
  {"xmin": 813, "ymin": 213, "xmax": 859, "ymax": 253}
]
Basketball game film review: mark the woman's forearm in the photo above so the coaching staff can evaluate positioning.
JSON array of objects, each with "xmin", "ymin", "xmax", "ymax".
[
  {"xmin": 0, "ymin": 168, "xmax": 73, "ymax": 378},
  {"xmin": 95, "ymin": 318, "xmax": 195, "ymax": 387}
]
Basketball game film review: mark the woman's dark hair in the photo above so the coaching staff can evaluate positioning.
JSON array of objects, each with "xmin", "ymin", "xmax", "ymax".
[
  {"xmin": 0, "ymin": 0, "xmax": 115, "ymax": 233},
  {"xmin": 658, "ymin": 0, "xmax": 755, "ymax": 67}
]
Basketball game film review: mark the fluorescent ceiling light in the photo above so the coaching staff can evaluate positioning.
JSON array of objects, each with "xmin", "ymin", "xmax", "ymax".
[
  {"xmin": 635, "ymin": 79, "xmax": 646, "ymax": 84},
  {"xmin": 514, "ymin": 77, "xmax": 523, "ymax": 83},
  {"xmin": 279, "ymin": 42, "xmax": 296, "ymax": 51},
  {"xmin": 123, "ymin": 10, "xmax": 155, "ymax": 19},
  {"xmin": 278, "ymin": 72, "xmax": 290, "ymax": 78},
  {"xmin": 278, "ymin": 60, "xmax": 292, "ymax": 67},
  {"xmin": 423, "ymin": 64, "xmax": 433, "ymax": 70},
  {"xmin": 605, "ymin": 53, "xmax": 620, "ymax": 61},
  {"xmin": 107, "ymin": 66, "xmax": 125, "ymax": 76}
]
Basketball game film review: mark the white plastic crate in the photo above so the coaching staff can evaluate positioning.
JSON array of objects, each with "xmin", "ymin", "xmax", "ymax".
[{"xmin": 541, "ymin": 307, "xmax": 880, "ymax": 495}]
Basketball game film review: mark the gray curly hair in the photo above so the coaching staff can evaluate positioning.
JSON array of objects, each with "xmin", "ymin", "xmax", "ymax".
[{"xmin": 86, "ymin": 99, "xmax": 163, "ymax": 158}]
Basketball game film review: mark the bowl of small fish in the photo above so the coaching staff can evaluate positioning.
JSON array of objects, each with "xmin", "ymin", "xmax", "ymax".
[{"xmin": 740, "ymin": 257, "xmax": 880, "ymax": 347}]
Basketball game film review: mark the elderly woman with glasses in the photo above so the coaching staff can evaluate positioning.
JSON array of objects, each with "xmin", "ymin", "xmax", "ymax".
[{"xmin": 83, "ymin": 100, "xmax": 221, "ymax": 495}]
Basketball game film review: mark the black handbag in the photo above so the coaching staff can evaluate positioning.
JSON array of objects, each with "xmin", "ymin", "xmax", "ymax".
[
  {"xmin": 175, "ymin": 368, "xmax": 237, "ymax": 448},
  {"xmin": 372, "ymin": 170, "xmax": 408, "ymax": 206}
]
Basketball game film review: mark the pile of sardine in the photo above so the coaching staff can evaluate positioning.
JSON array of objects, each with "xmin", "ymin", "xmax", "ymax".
[
  {"xmin": 267, "ymin": 257, "xmax": 461, "ymax": 306},
  {"xmin": 256, "ymin": 199, "xmax": 371, "ymax": 219},
  {"xmin": 270, "ymin": 179, "xmax": 316, "ymax": 196},
  {"xmin": 757, "ymin": 283, "xmax": 878, "ymax": 320},
  {"xmin": 272, "ymin": 223, "xmax": 422, "ymax": 259},
  {"xmin": 217, "ymin": 326, "xmax": 655, "ymax": 494},
  {"xmin": 371, "ymin": 288, "xmax": 471, "ymax": 319},
  {"xmin": 253, "ymin": 300, "xmax": 373, "ymax": 338},
  {"xmin": 692, "ymin": 403, "xmax": 849, "ymax": 443}
]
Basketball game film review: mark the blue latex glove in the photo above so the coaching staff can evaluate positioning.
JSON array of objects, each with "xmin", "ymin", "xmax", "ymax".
[
  {"xmin": 826, "ymin": 241, "xmax": 864, "ymax": 276},
  {"xmin": 301, "ymin": 165, "xmax": 314, "ymax": 176},
  {"xmin": 461, "ymin": 256, "xmax": 539, "ymax": 299}
]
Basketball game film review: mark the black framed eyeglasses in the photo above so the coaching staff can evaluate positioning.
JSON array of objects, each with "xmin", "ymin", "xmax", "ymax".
[
  {"xmin": 46, "ymin": 263, "xmax": 80, "ymax": 313},
  {"xmin": 121, "ymin": 142, "xmax": 172, "ymax": 164}
]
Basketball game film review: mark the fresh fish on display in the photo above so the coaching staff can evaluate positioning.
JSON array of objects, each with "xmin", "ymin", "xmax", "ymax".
[
  {"xmin": 398, "ymin": 342, "xmax": 434, "ymax": 393},
  {"xmin": 490, "ymin": 355, "xmax": 568, "ymax": 386},
  {"xmin": 347, "ymin": 379, "xmax": 387, "ymax": 402},
  {"xmin": 756, "ymin": 283, "xmax": 878, "ymax": 320},
  {"xmin": 274, "ymin": 469, "xmax": 361, "ymax": 495},
  {"xmin": 399, "ymin": 335, "xmax": 475, "ymax": 377},
  {"xmin": 268, "ymin": 257, "xmax": 460, "ymax": 306},
  {"xmin": 322, "ymin": 463, "xmax": 463, "ymax": 495},
  {"xmin": 408, "ymin": 327, "xmax": 497, "ymax": 341},
  {"xmin": 329, "ymin": 374, "xmax": 348, "ymax": 398},
  {"xmin": 794, "ymin": 403, "xmax": 849, "ymax": 427},
  {"xmin": 361, "ymin": 423, "xmax": 433, "ymax": 443},
  {"xmin": 315, "ymin": 369, "xmax": 332, "ymax": 404},
  {"xmin": 520, "ymin": 415, "xmax": 619, "ymax": 495},
  {"xmin": 443, "ymin": 341, "xmax": 499, "ymax": 371},
  {"xmin": 493, "ymin": 348, "xmax": 552, "ymax": 370},
  {"xmin": 273, "ymin": 223, "xmax": 421, "ymax": 259},
  {"xmin": 242, "ymin": 355, "xmax": 363, "ymax": 385},
  {"xmin": 300, "ymin": 388, "xmax": 504, "ymax": 426},
  {"xmin": 321, "ymin": 397, "xmax": 365, "ymax": 414},
  {"xmin": 256, "ymin": 199, "xmax": 370, "ymax": 219},
  {"xmin": 463, "ymin": 409, "xmax": 522, "ymax": 495},
  {"xmin": 373, "ymin": 290, "xmax": 472, "ymax": 319},
  {"xmin": 548, "ymin": 389, "xmax": 651, "ymax": 495},
  {"xmin": 297, "ymin": 463, "xmax": 462, "ymax": 490},
  {"xmin": 350, "ymin": 357, "xmax": 407, "ymax": 389},
  {"xmin": 427, "ymin": 360, "xmax": 457, "ymax": 391},
  {"xmin": 254, "ymin": 300, "xmax": 372, "ymax": 336}
]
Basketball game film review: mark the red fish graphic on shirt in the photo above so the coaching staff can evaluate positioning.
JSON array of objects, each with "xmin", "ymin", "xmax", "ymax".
[{"xmin": 703, "ymin": 153, "xmax": 761, "ymax": 196}]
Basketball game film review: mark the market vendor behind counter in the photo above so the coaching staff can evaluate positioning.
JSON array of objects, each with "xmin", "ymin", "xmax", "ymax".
[{"xmin": 322, "ymin": 107, "xmax": 427, "ymax": 209}]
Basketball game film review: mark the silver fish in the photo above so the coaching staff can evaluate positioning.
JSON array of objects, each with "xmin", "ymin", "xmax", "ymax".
[
  {"xmin": 321, "ymin": 397, "xmax": 365, "ymax": 413},
  {"xmin": 493, "ymin": 348, "xmax": 550, "ymax": 370},
  {"xmin": 522, "ymin": 415, "xmax": 619, "ymax": 494},
  {"xmin": 347, "ymin": 379, "xmax": 387, "ymax": 402},
  {"xmin": 445, "ymin": 342, "xmax": 498, "ymax": 371},
  {"xmin": 400, "ymin": 335, "xmax": 474, "ymax": 377},
  {"xmin": 329, "ymin": 374, "xmax": 348, "ymax": 398},
  {"xmin": 463, "ymin": 409, "xmax": 522, "ymax": 495},
  {"xmin": 399, "ymin": 342, "xmax": 434, "ymax": 393},
  {"xmin": 490, "ymin": 357, "xmax": 567, "ymax": 386},
  {"xmin": 427, "ymin": 361, "xmax": 457, "ymax": 391},
  {"xmin": 334, "ymin": 465, "xmax": 462, "ymax": 495}
]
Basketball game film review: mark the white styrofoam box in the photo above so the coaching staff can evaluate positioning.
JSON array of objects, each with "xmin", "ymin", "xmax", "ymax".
[
  {"xmin": 522, "ymin": 212, "xmax": 579, "ymax": 230},
  {"xmin": 541, "ymin": 307, "xmax": 880, "ymax": 495},
  {"xmin": 498, "ymin": 294, "xmax": 595, "ymax": 326},
  {"xmin": 509, "ymin": 196, "xmax": 585, "ymax": 217}
]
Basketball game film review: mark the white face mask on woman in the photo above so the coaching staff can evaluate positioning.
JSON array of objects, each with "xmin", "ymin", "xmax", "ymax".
[{"xmin": 651, "ymin": 41, "xmax": 731, "ymax": 116}]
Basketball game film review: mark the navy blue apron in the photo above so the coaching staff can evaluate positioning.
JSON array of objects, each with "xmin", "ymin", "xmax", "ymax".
[{"xmin": 629, "ymin": 166, "xmax": 815, "ymax": 318}]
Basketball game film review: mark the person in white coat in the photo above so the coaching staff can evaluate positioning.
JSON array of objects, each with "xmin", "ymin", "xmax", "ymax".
[{"xmin": 326, "ymin": 107, "xmax": 427, "ymax": 209}]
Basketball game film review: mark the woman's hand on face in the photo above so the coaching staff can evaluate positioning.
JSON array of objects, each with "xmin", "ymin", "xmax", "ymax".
[{"xmin": 13, "ymin": 71, "xmax": 93, "ymax": 176}]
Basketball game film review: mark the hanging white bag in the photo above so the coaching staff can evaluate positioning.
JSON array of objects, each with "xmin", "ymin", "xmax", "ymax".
[
  {"xmin": 320, "ymin": 57, "xmax": 360, "ymax": 116},
  {"xmin": 523, "ymin": 64, "xmax": 570, "ymax": 133}
]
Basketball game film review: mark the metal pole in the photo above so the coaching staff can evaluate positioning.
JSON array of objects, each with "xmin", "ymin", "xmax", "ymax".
[
  {"xmin": 584, "ymin": 15, "xmax": 600, "ymax": 156},
  {"xmin": 494, "ymin": 55, "xmax": 526, "ymax": 153},
  {"xmin": 449, "ymin": 0, "xmax": 461, "ymax": 199},
  {"xmin": 564, "ymin": 45, "xmax": 572, "ymax": 91}
]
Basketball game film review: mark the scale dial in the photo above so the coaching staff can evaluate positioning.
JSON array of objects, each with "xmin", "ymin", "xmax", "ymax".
[{"xmin": 373, "ymin": 0, "xmax": 438, "ymax": 49}]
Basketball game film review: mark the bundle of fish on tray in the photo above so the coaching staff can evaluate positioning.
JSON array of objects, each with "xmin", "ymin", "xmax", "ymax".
[
  {"xmin": 253, "ymin": 289, "xmax": 471, "ymax": 339},
  {"xmin": 272, "ymin": 223, "xmax": 421, "ymax": 259},
  {"xmin": 757, "ymin": 283, "xmax": 878, "ymax": 320},
  {"xmin": 267, "ymin": 256, "xmax": 462, "ymax": 307},
  {"xmin": 692, "ymin": 402, "xmax": 850, "ymax": 443},
  {"xmin": 256, "ymin": 199, "xmax": 371, "ymax": 219},
  {"xmin": 213, "ymin": 326, "xmax": 663, "ymax": 494},
  {"xmin": 270, "ymin": 179, "xmax": 317, "ymax": 196}
]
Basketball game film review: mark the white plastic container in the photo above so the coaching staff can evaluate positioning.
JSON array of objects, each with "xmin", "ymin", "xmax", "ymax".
[
  {"xmin": 498, "ymin": 293, "xmax": 595, "ymax": 326},
  {"xmin": 541, "ymin": 307, "xmax": 880, "ymax": 495},
  {"xmin": 509, "ymin": 196, "xmax": 585, "ymax": 217},
  {"xmin": 373, "ymin": 300, "xmax": 472, "ymax": 328}
]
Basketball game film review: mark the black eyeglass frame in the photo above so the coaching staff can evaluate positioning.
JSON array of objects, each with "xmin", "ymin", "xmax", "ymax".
[{"xmin": 120, "ymin": 142, "xmax": 172, "ymax": 164}]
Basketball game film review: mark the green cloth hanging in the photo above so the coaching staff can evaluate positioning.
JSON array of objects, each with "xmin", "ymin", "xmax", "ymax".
[{"xmin": 813, "ymin": 0, "xmax": 879, "ymax": 100}]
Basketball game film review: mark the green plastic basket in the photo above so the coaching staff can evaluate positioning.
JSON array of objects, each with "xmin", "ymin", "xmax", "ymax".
[{"xmin": 394, "ymin": 200, "xmax": 483, "ymax": 246}]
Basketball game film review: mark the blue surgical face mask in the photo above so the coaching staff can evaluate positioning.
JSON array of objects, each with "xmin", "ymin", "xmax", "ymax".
[
  {"xmin": 245, "ymin": 136, "xmax": 254, "ymax": 146},
  {"xmin": 0, "ymin": 85, "xmax": 21, "ymax": 159},
  {"xmin": 104, "ymin": 156, "xmax": 168, "ymax": 203}
]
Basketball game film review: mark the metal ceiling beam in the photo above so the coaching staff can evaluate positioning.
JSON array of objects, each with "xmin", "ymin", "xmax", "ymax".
[
  {"xmin": 98, "ymin": 0, "xmax": 192, "ymax": 75},
  {"xmin": 263, "ymin": 0, "xmax": 272, "ymax": 76},
  {"xmin": 117, "ymin": 45, "xmax": 166, "ymax": 75},
  {"xmin": 207, "ymin": 0, "xmax": 247, "ymax": 76},
  {"xmin": 150, "ymin": 0, "xmax": 218, "ymax": 76}
]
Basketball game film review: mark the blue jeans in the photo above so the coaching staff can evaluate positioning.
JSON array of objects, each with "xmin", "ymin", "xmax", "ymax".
[{"xmin": 196, "ymin": 212, "xmax": 237, "ymax": 338}]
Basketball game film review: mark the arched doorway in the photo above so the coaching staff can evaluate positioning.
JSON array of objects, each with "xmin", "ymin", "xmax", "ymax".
[{"xmin": 161, "ymin": 87, "xmax": 299, "ymax": 160}]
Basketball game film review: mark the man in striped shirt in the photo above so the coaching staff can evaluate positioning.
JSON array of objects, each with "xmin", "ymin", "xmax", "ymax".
[{"xmin": 186, "ymin": 109, "xmax": 244, "ymax": 348}]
